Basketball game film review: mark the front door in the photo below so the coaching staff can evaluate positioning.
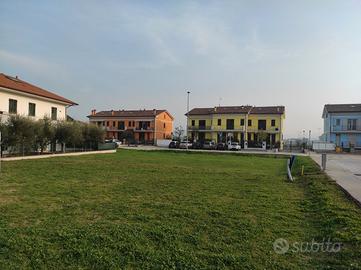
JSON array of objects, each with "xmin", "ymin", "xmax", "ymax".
[
  {"xmin": 336, "ymin": 134, "xmax": 341, "ymax": 147},
  {"xmin": 139, "ymin": 133, "xmax": 145, "ymax": 143}
]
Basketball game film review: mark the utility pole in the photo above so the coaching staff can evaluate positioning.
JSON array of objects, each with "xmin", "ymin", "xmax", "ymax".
[
  {"xmin": 308, "ymin": 130, "xmax": 311, "ymax": 150},
  {"xmin": 186, "ymin": 91, "xmax": 190, "ymax": 150}
]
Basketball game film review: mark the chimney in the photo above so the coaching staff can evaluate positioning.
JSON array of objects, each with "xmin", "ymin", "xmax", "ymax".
[
  {"xmin": 91, "ymin": 109, "xmax": 96, "ymax": 115},
  {"xmin": 214, "ymin": 107, "xmax": 217, "ymax": 112},
  {"xmin": 16, "ymin": 76, "xmax": 18, "ymax": 79},
  {"xmin": 153, "ymin": 109, "xmax": 156, "ymax": 115},
  {"xmin": 111, "ymin": 110, "xmax": 115, "ymax": 116}
]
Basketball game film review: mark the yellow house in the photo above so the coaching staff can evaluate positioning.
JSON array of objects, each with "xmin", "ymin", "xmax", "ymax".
[{"xmin": 187, "ymin": 105, "xmax": 285, "ymax": 149}]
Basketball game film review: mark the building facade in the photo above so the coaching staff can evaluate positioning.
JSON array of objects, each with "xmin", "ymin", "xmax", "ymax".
[
  {"xmin": 322, "ymin": 104, "xmax": 361, "ymax": 149},
  {"xmin": 88, "ymin": 109, "xmax": 174, "ymax": 144},
  {"xmin": 187, "ymin": 105, "xmax": 285, "ymax": 149},
  {"xmin": 0, "ymin": 73, "xmax": 77, "ymax": 122}
]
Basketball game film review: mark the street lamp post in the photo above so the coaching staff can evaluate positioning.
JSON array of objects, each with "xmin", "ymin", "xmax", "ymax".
[{"xmin": 186, "ymin": 91, "xmax": 190, "ymax": 150}]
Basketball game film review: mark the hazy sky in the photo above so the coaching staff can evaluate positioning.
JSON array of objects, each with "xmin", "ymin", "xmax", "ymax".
[{"xmin": 1, "ymin": 0, "xmax": 361, "ymax": 138}]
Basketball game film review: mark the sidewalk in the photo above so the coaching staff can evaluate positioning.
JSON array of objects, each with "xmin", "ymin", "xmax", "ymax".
[
  {"xmin": 310, "ymin": 153, "xmax": 361, "ymax": 206},
  {"xmin": 1, "ymin": 149, "xmax": 116, "ymax": 161},
  {"xmin": 119, "ymin": 145, "xmax": 307, "ymax": 157}
]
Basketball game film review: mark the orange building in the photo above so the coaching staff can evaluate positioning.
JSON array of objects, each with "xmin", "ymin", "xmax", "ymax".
[{"xmin": 88, "ymin": 109, "xmax": 174, "ymax": 144}]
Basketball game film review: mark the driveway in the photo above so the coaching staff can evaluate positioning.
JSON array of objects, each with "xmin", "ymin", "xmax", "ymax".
[{"xmin": 311, "ymin": 153, "xmax": 361, "ymax": 205}]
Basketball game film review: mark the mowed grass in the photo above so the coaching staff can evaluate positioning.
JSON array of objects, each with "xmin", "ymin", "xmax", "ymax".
[{"xmin": 0, "ymin": 150, "xmax": 361, "ymax": 269}]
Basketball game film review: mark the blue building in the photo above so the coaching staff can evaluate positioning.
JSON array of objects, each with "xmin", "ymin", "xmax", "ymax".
[{"xmin": 322, "ymin": 104, "xmax": 361, "ymax": 149}]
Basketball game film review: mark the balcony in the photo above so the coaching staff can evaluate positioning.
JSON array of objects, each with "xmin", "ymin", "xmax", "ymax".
[
  {"xmin": 135, "ymin": 126, "xmax": 154, "ymax": 132},
  {"xmin": 188, "ymin": 125, "xmax": 212, "ymax": 131},
  {"xmin": 106, "ymin": 126, "xmax": 124, "ymax": 131},
  {"xmin": 332, "ymin": 125, "xmax": 361, "ymax": 132},
  {"xmin": 247, "ymin": 127, "xmax": 280, "ymax": 133}
]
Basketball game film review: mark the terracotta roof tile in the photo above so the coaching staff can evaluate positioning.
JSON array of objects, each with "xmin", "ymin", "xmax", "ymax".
[
  {"xmin": 0, "ymin": 73, "xmax": 77, "ymax": 105},
  {"xmin": 324, "ymin": 104, "xmax": 361, "ymax": 113},
  {"xmin": 88, "ymin": 109, "xmax": 173, "ymax": 119},
  {"xmin": 187, "ymin": 105, "xmax": 284, "ymax": 115}
]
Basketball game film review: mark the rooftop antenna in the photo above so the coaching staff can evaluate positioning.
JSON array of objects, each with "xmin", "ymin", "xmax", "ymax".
[{"xmin": 218, "ymin": 97, "xmax": 222, "ymax": 107}]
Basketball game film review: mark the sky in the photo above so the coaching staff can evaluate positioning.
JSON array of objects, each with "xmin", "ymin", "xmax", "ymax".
[{"xmin": 1, "ymin": 0, "xmax": 361, "ymax": 138}]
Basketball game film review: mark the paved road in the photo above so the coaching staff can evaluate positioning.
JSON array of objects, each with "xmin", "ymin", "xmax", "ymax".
[{"xmin": 311, "ymin": 153, "xmax": 361, "ymax": 205}]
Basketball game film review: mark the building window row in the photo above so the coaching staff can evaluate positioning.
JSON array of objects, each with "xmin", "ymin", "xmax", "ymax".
[{"xmin": 8, "ymin": 98, "xmax": 57, "ymax": 120}]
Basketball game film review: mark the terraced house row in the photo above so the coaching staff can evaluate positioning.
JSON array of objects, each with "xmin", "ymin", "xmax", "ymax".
[
  {"xmin": 186, "ymin": 105, "xmax": 285, "ymax": 149},
  {"xmin": 88, "ymin": 109, "xmax": 174, "ymax": 144}
]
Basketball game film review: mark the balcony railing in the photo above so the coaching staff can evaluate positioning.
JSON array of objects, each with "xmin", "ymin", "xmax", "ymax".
[
  {"xmin": 135, "ymin": 127, "xmax": 154, "ymax": 131},
  {"xmin": 187, "ymin": 126, "xmax": 281, "ymax": 132},
  {"xmin": 188, "ymin": 126, "xmax": 212, "ymax": 131},
  {"xmin": 332, "ymin": 125, "xmax": 361, "ymax": 132}
]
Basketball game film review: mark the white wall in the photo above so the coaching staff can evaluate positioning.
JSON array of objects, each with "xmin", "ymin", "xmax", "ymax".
[{"xmin": 0, "ymin": 88, "xmax": 68, "ymax": 120}]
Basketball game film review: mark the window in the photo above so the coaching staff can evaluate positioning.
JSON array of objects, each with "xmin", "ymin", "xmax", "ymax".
[
  {"xmin": 51, "ymin": 107, "xmax": 57, "ymax": 120},
  {"xmin": 199, "ymin": 120, "xmax": 206, "ymax": 128},
  {"xmin": 28, "ymin": 103, "xmax": 36, "ymax": 116},
  {"xmin": 9, "ymin": 99, "xmax": 17, "ymax": 114},
  {"xmin": 240, "ymin": 119, "xmax": 245, "ymax": 126},
  {"xmin": 128, "ymin": 121, "xmax": 132, "ymax": 127},
  {"xmin": 258, "ymin": 120, "xmax": 266, "ymax": 130},
  {"xmin": 336, "ymin": 119, "xmax": 341, "ymax": 126},
  {"xmin": 106, "ymin": 121, "xmax": 110, "ymax": 126},
  {"xmin": 271, "ymin": 119, "xmax": 276, "ymax": 127},
  {"xmin": 218, "ymin": 119, "xmax": 221, "ymax": 126},
  {"xmin": 248, "ymin": 120, "xmax": 252, "ymax": 126},
  {"xmin": 163, "ymin": 123, "xmax": 166, "ymax": 128},
  {"xmin": 113, "ymin": 121, "xmax": 116, "ymax": 127},
  {"xmin": 191, "ymin": 120, "xmax": 195, "ymax": 126},
  {"xmin": 347, "ymin": 119, "xmax": 357, "ymax": 130},
  {"xmin": 226, "ymin": 119, "xmax": 234, "ymax": 130},
  {"xmin": 118, "ymin": 121, "xmax": 125, "ymax": 130}
]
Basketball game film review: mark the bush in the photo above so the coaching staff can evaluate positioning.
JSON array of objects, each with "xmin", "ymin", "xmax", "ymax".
[{"xmin": 0, "ymin": 116, "xmax": 105, "ymax": 156}]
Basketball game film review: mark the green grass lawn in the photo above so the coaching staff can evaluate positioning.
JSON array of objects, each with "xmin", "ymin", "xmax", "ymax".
[{"xmin": 0, "ymin": 150, "xmax": 361, "ymax": 269}]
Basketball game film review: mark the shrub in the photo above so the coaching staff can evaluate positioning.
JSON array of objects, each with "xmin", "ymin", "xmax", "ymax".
[{"xmin": 0, "ymin": 116, "xmax": 105, "ymax": 156}]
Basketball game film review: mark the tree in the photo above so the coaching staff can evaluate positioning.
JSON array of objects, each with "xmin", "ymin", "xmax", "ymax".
[
  {"xmin": 173, "ymin": 125, "xmax": 184, "ymax": 141},
  {"xmin": 54, "ymin": 121, "xmax": 73, "ymax": 152},
  {"xmin": 34, "ymin": 117, "xmax": 55, "ymax": 153},
  {"xmin": 7, "ymin": 115, "xmax": 36, "ymax": 155},
  {"xmin": 82, "ymin": 123, "xmax": 105, "ymax": 150}
]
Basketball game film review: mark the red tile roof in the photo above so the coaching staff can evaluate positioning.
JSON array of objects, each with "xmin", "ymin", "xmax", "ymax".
[
  {"xmin": 0, "ymin": 73, "xmax": 77, "ymax": 105},
  {"xmin": 187, "ymin": 105, "xmax": 285, "ymax": 115},
  {"xmin": 249, "ymin": 106, "xmax": 285, "ymax": 114},
  {"xmin": 88, "ymin": 109, "xmax": 173, "ymax": 119}
]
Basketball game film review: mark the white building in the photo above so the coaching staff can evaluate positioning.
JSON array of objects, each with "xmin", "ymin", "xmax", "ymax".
[{"xmin": 0, "ymin": 73, "xmax": 77, "ymax": 122}]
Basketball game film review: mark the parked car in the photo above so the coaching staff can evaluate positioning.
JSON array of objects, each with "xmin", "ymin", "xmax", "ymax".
[
  {"xmin": 112, "ymin": 139, "xmax": 122, "ymax": 148},
  {"xmin": 105, "ymin": 139, "xmax": 122, "ymax": 148},
  {"xmin": 216, "ymin": 143, "xmax": 227, "ymax": 150},
  {"xmin": 168, "ymin": 141, "xmax": 180, "ymax": 149},
  {"xmin": 192, "ymin": 141, "xmax": 203, "ymax": 149},
  {"xmin": 179, "ymin": 141, "xmax": 193, "ymax": 149},
  {"xmin": 203, "ymin": 141, "xmax": 216, "ymax": 150},
  {"xmin": 228, "ymin": 142, "xmax": 241, "ymax": 151}
]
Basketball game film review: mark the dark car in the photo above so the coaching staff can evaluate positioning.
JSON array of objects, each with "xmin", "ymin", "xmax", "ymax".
[
  {"xmin": 192, "ymin": 141, "xmax": 203, "ymax": 149},
  {"xmin": 168, "ymin": 141, "xmax": 180, "ymax": 149},
  {"xmin": 216, "ymin": 142, "xmax": 227, "ymax": 150},
  {"xmin": 203, "ymin": 141, "xmax": 216, "ymax": 150}
]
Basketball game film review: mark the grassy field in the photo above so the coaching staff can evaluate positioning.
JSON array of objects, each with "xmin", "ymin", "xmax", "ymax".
[{"xmin": 0, "ymin": 150, "xmax": 361, "ymax": 269}]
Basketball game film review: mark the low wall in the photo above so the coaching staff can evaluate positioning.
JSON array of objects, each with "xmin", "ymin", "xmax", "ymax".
[{"xmin": 1, "ymin": 149, "xmax": 117, "ymax": 161}]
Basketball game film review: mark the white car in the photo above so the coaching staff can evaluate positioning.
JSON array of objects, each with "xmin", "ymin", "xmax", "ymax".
[
  {"xmin": 228, "ymin": 142, "xmax": 241, "ymax": 151},
  {"xmin": 179, "ymin": 141, "xmax": 192, "ymax": 149},
  {"xmin": 106, "ymin": 139, "xmax": 122, "ymax": 148}
]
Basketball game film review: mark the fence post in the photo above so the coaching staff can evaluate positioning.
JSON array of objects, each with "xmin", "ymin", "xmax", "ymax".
[{"xmin": 321, "ymin": 153, "xmax": 327, "ymax": 171}]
